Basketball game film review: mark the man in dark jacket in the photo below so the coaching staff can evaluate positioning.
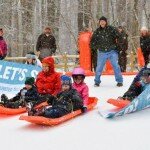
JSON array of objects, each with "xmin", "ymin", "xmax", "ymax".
[
  {"xmin": 36, "ymin": 27, "xmax": 56, "ymax": 61},
  {"xmin": 90, "ymin": 16, "xmax": 123, "ymax": 87},
  {"xmin": 117, "ymin": 26, "xmax": 128, "ymax": 72}
]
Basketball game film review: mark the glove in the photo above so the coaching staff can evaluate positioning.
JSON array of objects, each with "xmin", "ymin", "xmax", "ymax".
[
  {"xmin": 134, "ymin": 81, "xmax": 141, "ymax": 87},
  {"xmin": 81, "ymin": 106, "xmax": 87, "ymax": 113}
]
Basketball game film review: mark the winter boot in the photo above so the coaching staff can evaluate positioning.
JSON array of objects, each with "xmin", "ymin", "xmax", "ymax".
[
  {"xmin": 26, "ymin": 102, "xmax": 33, "ymax": 112},
  {"xmin": 1, "ymin": 94, "xmax": 9, "ymax": 104},
  {"xmin": 94, "ymin": 83, "xmax": 100, "ymax": 87},
  {"xmin": 0, "ymin": 101, "xmax": 4, "ymax": 106},
  {"xmin": 116, "ymin": 83, "xmax": 123, "ymax": 87}
]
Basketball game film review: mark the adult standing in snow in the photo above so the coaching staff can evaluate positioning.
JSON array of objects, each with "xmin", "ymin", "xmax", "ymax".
[
  {"xmin": 36, "ymin": 27, "xmax": 56, "ymax": 61},
  {"xmin": 140, "ymin": 27, "xmax": 150, "ymax": 66},
  {"xmin": 0, "ymin": 28, "xmax": 8, "ymax": 60},
  {"xmin": 90, "ymin": 16, "xmax": 123, "ymax": 87},
  {"xmin": 117, "ymin": 26, "xmax": 128, "ymax": 72}
]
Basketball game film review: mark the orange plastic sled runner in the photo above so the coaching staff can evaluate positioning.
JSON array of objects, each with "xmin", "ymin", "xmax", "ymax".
[
  {"xmin": 107, "ymin": 98, "xmax": 131, "ymax": 108},
  {"xmin": 0, "ymin": 102, "xmax": 48, "ymax": 115},
  {"xmin": 19, "ymin": 97, "xmax": 98, "ymax": 126},
  {"xmin": 0, "ymin": 106, "xmax": 26, "ymax": 115}
]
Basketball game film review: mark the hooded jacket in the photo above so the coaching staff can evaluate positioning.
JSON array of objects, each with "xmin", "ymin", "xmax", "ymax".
[
  {"xmin": 72, "ymin": 82, "xmax": 89, "ymax": 106},
  {"xmin": 36, "ymin": 57, "xmax": 61, "ymax": 96},
  {"xmin": 0, "ymin": 36, "xmax": 7, "ymax": 57}
]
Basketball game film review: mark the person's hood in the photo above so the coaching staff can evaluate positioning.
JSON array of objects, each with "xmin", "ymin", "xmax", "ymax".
[{"xmin": 42, "ymin": 56, "xmax": 55, "ymax": 74}]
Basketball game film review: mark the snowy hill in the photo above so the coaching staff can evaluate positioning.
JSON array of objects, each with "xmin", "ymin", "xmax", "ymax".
[{"xmin": 0, "ymin": 75, "xmax": 150, "ymax": 150}]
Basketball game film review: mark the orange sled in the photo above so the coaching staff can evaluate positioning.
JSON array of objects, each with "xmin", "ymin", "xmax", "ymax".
[
  {"xmin": 0, "ymin": 106, "xmax": 26, "ymax": 115},
  {"xmin": 0, "ymin": 102, "xmax": 48, "ymax": 115},
  {"xmin": 107, "ymin": 98, "xmax": 130, "ymax": 108},
  {"xmin": 19, "ymin": 97, "xmax": 98, "ymax": 126}
]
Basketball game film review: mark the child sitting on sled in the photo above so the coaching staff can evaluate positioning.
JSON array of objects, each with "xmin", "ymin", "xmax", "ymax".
[
  {"xmin": 72, "ymin": 67, "xmax": 89, "ymax": 112},
  {"xmin": 108, "ymin": 69, "xmax": 150, "ymax": 107},
  {"xmin": 122, "ymin": 69, "xmax": 150, "ymax": 101},
  {"xmin": 27, "ymin": 75, "xmax": 84, "ymax": 118},
  {"xmin": 0, "ymin": 77, "xmax": 39, "ymax": 108}
]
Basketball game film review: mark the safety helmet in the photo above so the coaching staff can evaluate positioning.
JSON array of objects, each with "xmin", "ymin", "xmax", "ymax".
[{"xmin": 72, "ymin": 67, "xmax": 85, "ymax": 78}]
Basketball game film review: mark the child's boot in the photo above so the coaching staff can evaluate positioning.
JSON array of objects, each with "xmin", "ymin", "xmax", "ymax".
[{"xmin": 1, "ymin": 94, "xmax": 9, "ymax": 104}]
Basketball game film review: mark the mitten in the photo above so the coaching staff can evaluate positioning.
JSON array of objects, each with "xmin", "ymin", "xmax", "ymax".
[{"xmin": 81, "ymin": 106, "xmax": 87, "ymax": 113}]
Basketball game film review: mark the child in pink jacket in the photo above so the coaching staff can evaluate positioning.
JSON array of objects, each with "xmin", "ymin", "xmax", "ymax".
[{"xmin": 72, "ymin": 67, "xmax": 89, "ymax": 112}]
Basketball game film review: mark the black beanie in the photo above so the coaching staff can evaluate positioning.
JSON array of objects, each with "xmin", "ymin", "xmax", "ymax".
[
  {"xmin": 25, "ymin": 77, "xmax": 35, "ymax": 85},
  {"xmin": 99, "ymin": 16, "xmax": 107, "ymax": 23}
]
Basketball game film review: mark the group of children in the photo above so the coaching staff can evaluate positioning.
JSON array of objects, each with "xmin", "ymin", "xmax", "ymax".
[
  {"xmin": 0, "ymin": 56, "xmax": 89, "ymax": 118},
  {"xmin": 0, "ymin": 54, "xmax": 150, "ymax": 118}
]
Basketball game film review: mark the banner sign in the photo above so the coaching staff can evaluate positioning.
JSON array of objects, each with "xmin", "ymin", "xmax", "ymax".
[{"xmin": 0, "ymin": 60, "xmax": 42, "ymax": 94}]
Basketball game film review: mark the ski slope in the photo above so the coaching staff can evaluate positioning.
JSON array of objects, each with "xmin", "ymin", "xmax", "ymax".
[{"xmin": 0, "ymin": 75, "xmax": 150, "ymax": 150}]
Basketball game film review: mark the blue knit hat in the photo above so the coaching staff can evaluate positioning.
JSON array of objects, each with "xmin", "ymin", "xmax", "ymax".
[{"xmin": 61, "ymin": 75, "xmax": 72, "ymax": 85}]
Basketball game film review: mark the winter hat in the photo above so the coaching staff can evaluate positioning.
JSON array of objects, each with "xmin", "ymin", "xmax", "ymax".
[
  {"xmin": 61, "ymin": 75, "xmax": 72, "ymax": 85},
  {"xmin": 25, "ymin": 52, "xmax": 37, "ymax": 59},
  {"xmin": 99, "ymin": 16, "xmax": 107, "ymax": 23},
  {"xmin": 140, "ymin": 26, "xmax": 148, "ymax": 31},
  {"xmin": 147, "ymin": 62, "xmax": 150, "ymax": 68},
  {"xmin": 118, "ymin": 26, "xmax": 123, "ymax": 29},
  {"xmin": 142, "ymin": 69, "xmax": 150, "ymax": 77},
  {"xmin": 25, "ymin": 77, "xmax": 35, "ymax": 85}
]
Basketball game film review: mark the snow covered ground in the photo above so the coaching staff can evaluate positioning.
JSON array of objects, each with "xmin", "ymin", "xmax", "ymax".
[{"xmin": 1, "ymin": 75, "xmax": 150, "ymax": 150}]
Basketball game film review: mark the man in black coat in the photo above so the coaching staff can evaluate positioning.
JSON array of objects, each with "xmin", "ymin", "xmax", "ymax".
[
  {"xmin": 36, "ymin": 27, "xmax": 56, "ymax": 61},
  {"xmin": 117, "ymin": 26, "xmax": 128, "ymax": 72},
  {"xmin": 90, "ymin": 16, "xmax": 123, "ymax": 87}
]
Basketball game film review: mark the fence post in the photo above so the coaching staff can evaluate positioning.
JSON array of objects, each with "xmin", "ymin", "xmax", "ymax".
[
  {"xmin": 130, "ymin": 51, "xmax": 135, "ymax": 72},
  {"xmin": 63, "ymin": 52, "xmax": 68, "ymax": 72}
]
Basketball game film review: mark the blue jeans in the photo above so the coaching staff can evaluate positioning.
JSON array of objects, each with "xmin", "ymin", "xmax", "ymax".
[{"xmin": 94, "ymin": 50, "xmax": 123, "ymax": 84}]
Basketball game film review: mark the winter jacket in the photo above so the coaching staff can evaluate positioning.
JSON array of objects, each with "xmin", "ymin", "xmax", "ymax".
[
  {"xmin": 140, "ymin": 35, "xmax": 150, "ymax": 65},
  {"xmin": 140, "ymin": 36, "xmax": 150, "ymax": 53},
  {"xmin": 11, "ymin": 85, "xmax": 39, "ymax": 102},
  {"xmin": 131, "ymin": 66, "xmax": 150, "ymax": 85},
  {"xmin": 36, "ymin": 34, "xmax": 56, "ymax": 59},
  {"xmin": 123, "ymin": 67, "xmax": 150, "ymax": 101},
  {"xmin": 47, "ymin": 89, "xmax": 83, "ymax": 112},
  {"xmin": 117, "ymin": 31, "xmax": 128, "ymax": 53},
  {"xmin": 72, "ymin": 82, "xmax": 89, "ymax": 106},
  {"xmin": 0, "ymin": 36, "xmax": 7, "ymax": 59},
  {"xmin": 90, "ymin": 25, "xmax": 119, "ymax": 53},
  {"xmin": 36, "ymin": 57, "xmax": 61, "ymax": 96}
]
